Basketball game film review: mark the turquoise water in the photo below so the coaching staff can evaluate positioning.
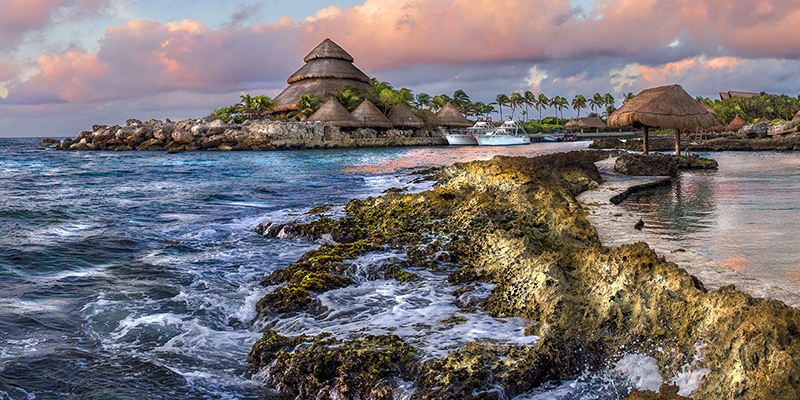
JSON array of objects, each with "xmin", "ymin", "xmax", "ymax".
[
  {"xmin": 0, "ymin": 138, "xmax": 587, "ymax": 399},
  {"xmin": 620, "ymin": 151, "xmax": 800, "ymax": 293}
]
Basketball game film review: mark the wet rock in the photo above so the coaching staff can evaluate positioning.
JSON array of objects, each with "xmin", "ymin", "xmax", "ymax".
[
  {"xmin": 625, "ymin": 384, "xmax": 691, "ymax": 399},
  {"xmin": 675, "ymin": 154, "xmax": 718, "ymax": 170},
  {"xmin": 41, "ymin": 138, "xmax": 60, "ymax": 147},
  {"xmin": 615, "ymin": 153, "xmax": 678, "ymax": 176},
  {"xmin": 589, "ymin": 138, "xmax": 624, "ymax": 149}
]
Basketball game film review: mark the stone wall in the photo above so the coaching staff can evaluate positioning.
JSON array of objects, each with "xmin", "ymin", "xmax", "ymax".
[{"xmin": 43, "ymin": 118, "xmax": 447, "ymax": 152}]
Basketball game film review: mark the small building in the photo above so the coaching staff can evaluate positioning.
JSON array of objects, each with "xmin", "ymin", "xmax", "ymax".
[
  {"xmin": 719, "ymin": 91, "xmax": 775, "ymax": 101},
  {"xmin": 431, "ymin": 103, "xmax": 471, "ymax": 128},
  {"xmin": 351, "ymin": 100, "xmax": 393, "ymax": 129},
  {"xmin": 306, "ymin": 98, "xmax": 361, "ymax": 128},
  {"xmin": 727, "ymin": 115, "xmax": 746, "ymax": 132},
  {"xmin": 388, "ymin": 104, "xmax": 425, "ymax": 129},
  {"xmin": 566, "ymin": 117, "xmax": 605, "ymax": 132},
  {"xmin": 272, "ymin": 39, "xmax": 372, "ymax": 113}
]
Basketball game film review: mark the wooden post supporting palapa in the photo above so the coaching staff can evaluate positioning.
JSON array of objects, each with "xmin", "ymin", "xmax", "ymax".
[
  {"xmin": 642, "ymin": 126, "xmax": 649, "ymax": 155},
  {"xmin": 675, "ymin": 129, "xmax": 681, "ymax": 156}
]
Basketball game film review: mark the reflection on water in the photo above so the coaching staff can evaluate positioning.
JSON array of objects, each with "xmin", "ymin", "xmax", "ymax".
[
  {"xmin": 348, "ymin": 141, "xmax": 589, "ymax": 174},
  {"xmin": 621, "ymin": 152, "xmax": 800, "ymax": 293}
]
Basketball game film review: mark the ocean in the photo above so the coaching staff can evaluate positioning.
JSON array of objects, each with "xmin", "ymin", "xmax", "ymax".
[
  {"xmin": 0, "ymin": 138, "xmax": 590, "ymax": 399},
  {"xmin": 2, "ymin": 138, "xmax": 796, "ymax": 399}
]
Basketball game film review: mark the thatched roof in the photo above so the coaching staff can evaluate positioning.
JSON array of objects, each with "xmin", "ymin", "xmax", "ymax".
[
  {"xmin": 303, "ymin": 38, "xmax": 354, "ymax": 63},
  {"xmin": 388, "ymin": 104, "xmax": 424, "ymax": 128},
  {"xmin": 432, "ymin": 102, "xmax": 471, "ymax": 128},
  {"xmin": 287, "ymin": 58, "xmax": 370, "ymax": 84},
  {"xmin": 698, "ymin": 100, "xmax": 716, "ymax": 115},
  {"xmin": 307, "ymin": 99, "xmax": 361, "ymax": 128},
  {"xmin": 727, "ymin": 115, "xmax": 746, "ymax": 132},
  {"xmin": 351, "ymin": 100, "xmax": 393, "ymax": 129},
  {"xmin": 272, "ymin": 38, "xmax": 372, "ymax": 113},
  {"xmin": 607, "ymin": 84, "xmax": 717, "ymax": 130},
  {"xmin": 567, "ymin": 117, "xmax": 605, "ymax": 130},
  {"xmin": 273, "ymin": 79, "xmax": 372, "ymax": 112}
]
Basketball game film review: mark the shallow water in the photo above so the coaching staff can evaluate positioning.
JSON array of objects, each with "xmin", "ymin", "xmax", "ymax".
[
  {"xmin": 620, "ymin": 151, "xmax": 800, "ymax": 294},
  {"xmin": 1, "ymin": 138, "xmax": 593, "ymax": 399}
]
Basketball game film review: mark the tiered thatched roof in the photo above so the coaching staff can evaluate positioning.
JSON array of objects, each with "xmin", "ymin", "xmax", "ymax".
[
  {"xmin": 432, "ymin": 103, "xmax": 471, "ymax": 128},
  {"xmin": 351, "ymin": 100, "xmax": 393, "ymax": 129},
  {"xmin": 307, "ymin": 99, "xmax": 361, "ymax": 128},
  {"xmin": 273, "ymin": 39, "xmax": 372, "ymax": 113},
  {"xmin": 608, "ymin": 85, "xmax": 717, "ymax": 130},
  {"xmin": 388, "ymin": 104, "xmax": 424, "ymax": 128},
  {"xmin": 727, "ymin": 115, "xmax": 746, "ymax": 132}
]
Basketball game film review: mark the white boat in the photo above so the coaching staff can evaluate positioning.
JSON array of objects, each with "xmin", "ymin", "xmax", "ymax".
[
  {"xmin": 444, "ymin": 121, "xmax": 494, "ymax": 145},
  {"xmin": 475, "ymin": 120, "xmax": 531, "ymax": 146}
]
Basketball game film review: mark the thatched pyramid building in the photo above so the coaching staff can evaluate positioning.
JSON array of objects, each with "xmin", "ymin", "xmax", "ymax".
[
  {"xmin": 432, "ymin": 103, "xmax": 471, "ymax": 128},
  {"xmin": 307, "ymin": 99, "xmax": 361, "ymax": 128},
  {"xmin": 388, "ymin": 104, "xmax": 425, "ymax": 128},
  {"xmin": 351, "ymin": 100, "xmax": 393, "ymax": 129},
  {"xmin": 273, "ymin": 39, "xmax": 372, "ymax": 113}
]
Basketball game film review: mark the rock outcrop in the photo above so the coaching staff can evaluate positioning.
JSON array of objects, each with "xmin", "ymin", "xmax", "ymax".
[
  {"xmin": 615, "ymin": 153, "xmax": 678, "ymax": 176},
  {"xmin": 249, "ymin": 151, "xmax": 800, "ymax": 399},
  {"xmin": 42, "ymin": 118, "xmax": 446, "ymax": 151}
]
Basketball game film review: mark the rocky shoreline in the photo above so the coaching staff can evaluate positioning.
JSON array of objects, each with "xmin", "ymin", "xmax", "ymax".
[
  {"xmin": 248, "ymin": 150, "xmax": 800, "ymax": 399},
  {"xmin": 41, "ymin": 118, "xmax": 446, "ymax": 152},
  {"xmin": 592, "ymin": 133, "xmax": 800, "ymax": 152}
]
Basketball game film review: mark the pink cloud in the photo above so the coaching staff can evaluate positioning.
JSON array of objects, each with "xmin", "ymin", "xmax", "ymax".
[
  {"xmin": 0, "ymin": 0, "xmax": 109, "ymax": 49},
  {"xmin": 4, "ymin": 0, "xmax": 800, "ymax": 108}
]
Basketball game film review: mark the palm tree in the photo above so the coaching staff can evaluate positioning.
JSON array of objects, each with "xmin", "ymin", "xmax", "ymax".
[
  {"xmin": 623, "ymin": 92, "xmax": 635, "ymax": 104},
  {"xmin": 289, "ymin": 94, "xmax": 322, "ymax": 120},
  {"xmin": 572, "ymin": 95, "xmax": 587, "ymax": 119},
  {"xmin": 537, "ymin": 93, "xmax": 549, "ymax": 121},
  {"xmin": 452, "ymin": 90, "xmax": 472, "ymax": 114},
  {"xmin": 604, "ymin": 93, "xmax": 615, "ymax": 110},
  {"xmin": 414, "ymin": 93, "xmax": 432, "ymax": 110},
  {"xmin": 552, "ymin": 96, "xmax": 568, "ymax": 120},
  {"xmin": 327, "ymin": 88, "xmax": 362, "ymax": 111},
  {"xmin": 432, "ymin": 94, "xmax": 451, "ymax": 112},
  {"xmin": 524, "ymin": 91, "xmax": 536, "ymax": 122},
  {"xmin": 496, "ymin": 94, "xmax": 510, "ymax": 120},
  {"xmin": 240, "ymin": 94, "xmax": 274, "ymax": 119},
  {"xmin": 481, "ymin": 103, "xmax": 497, "ymax": 118},
  {"xmin": 509, "ymin": 92, "xmax": 524, "ymax": 120},
  {"xmin": 590, "ymin": 93, "xmax": 603, "ymax": 115}
]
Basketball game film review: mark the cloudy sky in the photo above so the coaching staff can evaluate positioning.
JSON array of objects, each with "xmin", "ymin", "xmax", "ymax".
[{"xmin": 1, "ymin": 0, "xmax": 800, "ymax": 137}]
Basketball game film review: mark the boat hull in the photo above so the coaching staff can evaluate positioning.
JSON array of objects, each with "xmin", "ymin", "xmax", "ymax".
[
  {"xmin": 444, "ymin": 134, "xmax": 478, "ymax": 145},
  {"xmin": 475, "ymin": 135, "xmax": 531, "ymax": 146}
]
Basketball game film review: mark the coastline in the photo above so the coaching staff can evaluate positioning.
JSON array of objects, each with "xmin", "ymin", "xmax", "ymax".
[{"xmin": 578, "ymin": 157, "xmax": 800, "ymax": 308}]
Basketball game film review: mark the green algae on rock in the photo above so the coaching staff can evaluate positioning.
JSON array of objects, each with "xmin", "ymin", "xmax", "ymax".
[
  {"xmin": 250, "ymin": 150, "xmax": 800, "ymax": 399},
  {"xmin": 249, "ymin": 332, "xmax": 418, "ymax": 400}
]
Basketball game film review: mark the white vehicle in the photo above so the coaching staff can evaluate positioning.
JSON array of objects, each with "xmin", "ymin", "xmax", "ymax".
[
  {"xmin": 444, "ymin": 120, "xmax": 494, "ymax": 145},
  {"xmin": 475, "ymin": 120, "xmax": 531, "ymax": 146}
]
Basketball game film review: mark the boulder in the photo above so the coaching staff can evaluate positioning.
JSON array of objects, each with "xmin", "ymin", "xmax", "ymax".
[
  {"xmin": 126, "ymin": 118, "xmax": 142, "ymax": 127},
  {"xmin": 137, "ymin": 138, "xmax": 163, "ymax": 151},
  {"xmin": 614, "ymin": 153, "xmax": 678, "ymax": 176},
  {"xmin": 171, "ymin": 130, "xmax": 194, "ymax": 144},
  {"xmin": 207, "ymin": 119, "xmax": 227, "ymax": 135},
  {"xmin": 41, "ymin": 138, "xmax": 60, "ymax": 147},
  {"xmin": 739, "ymin": 122, "xmax": 769, "ymax": 138},
  {"xmin": 768, "ymin": 120, "xmax": 797, "ymax": 136}
]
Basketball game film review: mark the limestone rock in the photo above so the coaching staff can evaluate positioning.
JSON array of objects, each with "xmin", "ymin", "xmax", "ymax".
[
  {"xmin": 615, "ymin": 153, "xmax": 678, "ymax": 176},
  {"xmin": 171, "ymin": 130, "xmax": 193, "ymax": 144},
  {"xmin": 738, "ymin": 122, "xmax": 769, "ymax": 138},
  {"xmin": 207, "ymin": 119, "xmax": 227, "ymax": 135},
  {"xmin": 768, "ymin": 120, "xmax": 797, "ymax": 136}
]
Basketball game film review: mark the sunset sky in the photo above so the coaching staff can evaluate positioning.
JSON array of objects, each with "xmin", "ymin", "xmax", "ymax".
[{"xmin": 1, "ymin": 0, "xmax": 800, "ymax": 137}]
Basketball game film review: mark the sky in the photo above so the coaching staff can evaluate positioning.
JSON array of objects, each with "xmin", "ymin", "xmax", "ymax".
[{"xmin": 1, "ymin": 0, "xmax": 800, "ymax": 137}]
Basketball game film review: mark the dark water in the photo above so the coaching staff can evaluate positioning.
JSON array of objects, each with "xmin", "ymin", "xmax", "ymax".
[
  {"xmin": 620, "ymin": 151, "xmax": 800, "ymax": 293},
  {"xmin": 0, "ymin": 138, "xmax": 588, "ymax": 399}
]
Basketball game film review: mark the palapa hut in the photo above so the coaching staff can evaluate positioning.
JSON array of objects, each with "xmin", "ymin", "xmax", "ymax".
[
  {"xmin": 388, "ymin": 104, "xmax": 424, "ymax": 129},
  {"xmin": 272, "ymin": 39, "xmax": 372, "ymax": 113},
  {"xmin": 566, "ymin": 117, "xmax": 605, "ymax": 132},
  {"xmin": 351, "ymin": 100, "xmax": 393, "ymax": 129},
  {"xmin": 727, "ymin": 115, "xmax": 746, "ymax": 132},
  {"xmin": 607, "ymin": 84, "xmax": 717, "ymax": 155},
  {"xmin": 432, "ymin": 102, "xmax": 471, "ymax": 128},
  {"xmin": 306, "ymin": 98, "xmax": 361, "ymax": 128}
]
